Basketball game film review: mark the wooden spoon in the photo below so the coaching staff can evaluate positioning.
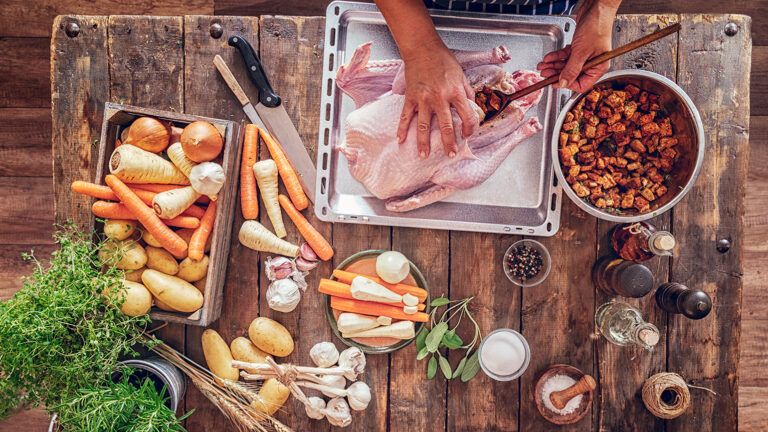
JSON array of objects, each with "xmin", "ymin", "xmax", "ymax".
[{"xmin": 550, "ymin": 374, "xmax": 597, "ymax": 410}]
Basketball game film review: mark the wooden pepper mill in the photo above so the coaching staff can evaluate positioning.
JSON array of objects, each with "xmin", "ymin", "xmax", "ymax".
[
  {"xmin": 549, "ymin": 374, "xmax": 598, "ymax": 410},
  {"xmin": 655, "ymin": 282, "xmax": 712, "ymax": 320}
]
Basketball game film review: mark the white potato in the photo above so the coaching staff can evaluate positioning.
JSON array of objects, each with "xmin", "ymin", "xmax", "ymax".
[
  {"xmin": 176, "ymin": 255, "xmax": 209, "ymax": 282},
  {"xmin": 141, "ymin": 269, "xmax": 204, "ymax": 313},
  {"xmin": 146, "ymin": 246, "xmax": 179, "ymax": 275},
  {"xmin": 248, "ymin": 317, "xmax": 294, "ymax": 357},
  {"xmin": 99, "ymin": 240, "xmax": 147, "ymax": 270},
  {"xmin": 201, "ymin": 329, "xmax": 240, "ymax": 381},
  {"xmin": 104, "ymin": 219, "xmax": 137, "ymax": 241},
  {"xmin": 102, "ymin": 280, "xmax": 152, "ymax": 317}
]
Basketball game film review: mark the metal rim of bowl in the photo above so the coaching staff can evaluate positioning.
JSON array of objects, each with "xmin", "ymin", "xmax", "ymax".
[
  {"xmin": 551, "ymin": 69, "xmax": 706, "ymax": 222},
  {"xmin": 503, "ymin": 239, "xmax": 552, "ymax": 287},
  {"xmin": 325, "ymin": 249, "xmax": 431, "ymax": 354}
]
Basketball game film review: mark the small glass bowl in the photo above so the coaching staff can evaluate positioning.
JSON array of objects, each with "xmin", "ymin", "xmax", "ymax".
[
  {"xmin": 478, "ymin": 329, "xmax": 531, "ymax": 381},
  {"xmin": 502, "ymin": 239, "xmax": 551, "ymax": 287}
]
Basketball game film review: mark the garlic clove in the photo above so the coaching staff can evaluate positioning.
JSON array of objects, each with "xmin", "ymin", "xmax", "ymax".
[
  {"xmin": 319, "ymin": 375, "xmax": 347, "ymax": 398},
  {"xmin": 325, "ymin": 398, "xmax": 352, "ymax": 427},
  {"xmin": 338, "ymin": 347, "xmax": 366, "ymax": 381},
  {"xmin": 300, "ymin": 243, "xmax": 320, "ymax": 261},
  {"xmin": 295, "ymin": 256, "xmax": 319, "ymax": 272},
  {"xmin": 310, "ymin": 341, "xmax": 340, "ymax": 368},
  {"xmin": 265, "ymin": 256, "xmax": 296, "ymax": 281},
  {"xmin": 346, "ymin": 381, "xmax": 372, "ymax": 411},
  {"xmin": 266, "ymin": 278, "xmax": 302, "ymax": 313},
  {"xmin": 305, "ymin": 396, "xmax": 326, "ymax": 420}
]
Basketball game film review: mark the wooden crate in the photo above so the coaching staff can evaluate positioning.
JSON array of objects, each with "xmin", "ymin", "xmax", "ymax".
[{"xmin": 94, "ymin": 103, "xmax": 242, "ymax": 326}]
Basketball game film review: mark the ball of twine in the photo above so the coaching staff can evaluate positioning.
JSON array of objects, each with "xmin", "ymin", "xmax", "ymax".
[{"xmin": 642, "ymin": 372, "xmax": 691, "ymax": 419}]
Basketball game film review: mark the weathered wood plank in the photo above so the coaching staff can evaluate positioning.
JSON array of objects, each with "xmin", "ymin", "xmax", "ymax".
[
  {"xmin": 0, "ymin": 0, "xmax": 213, "ymax": 38},
  {"xmin": 107, "ymin": 14, "xmax": 187, "ymax": 360},
  {"xmin": 739, "ymin": 319, "xmax": 768, "ymax": 388},
  {"xmin": 739, "ymin": 386, "xmax": 768, "ymax": 431},
  {"xmin": 0, "ymin": 38, "xmax": 50, "ymax": 108},
  {"xmin": 0, "ymin": 108, "xmax": 52, "ymax": 176},
  {"xmin": 214, "ymin": 0, "xmax": 332, "ymax": 17},
  {"xmin": 256, "ymin": 15, "xmax": 337, "ymax": 431},
  {"xmin": 180, "ymin": 15, "xmax": 261, "ymax": 431},
  {"xmin": 666, "ymin": 14, "xmax": 751, "ymax": 432},
  {"xmin": 0, "ymin": 408, "xmax": 50, "ymax": 432},
  {"xmin": 750, "ymin": 47, "xmax": 767, "ymax": 117},
  {"xmin": 447, "ymin": 231, "xmax": 520, "ymax": 431},
  {"xmin": 389, "ymin": 228, "xmax": 448, "ymax": 431},
  {"xmin": 594, "ymin": 14, "xmax": 678, "ymax": 432},
  {"xmin": 0, "ymin": 177, "xmax": 54, "ymax": 246},
  {"xmin": 0, "ymin": 244, "xmax": 55, "ymax": 301},
  {"xmin": 51, "ymin": 16, "xmax": 109, "ymax": 230}
]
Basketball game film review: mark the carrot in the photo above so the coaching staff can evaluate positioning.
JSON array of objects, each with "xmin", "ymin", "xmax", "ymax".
[
  {"xmin": 259, "ymin": 127, "xmax": 309, "ymax": 211},
  {"xmin": 240, "ymin": 124, "xmax": 259, "ymax": 220},
  {"xmin": 253, "ymin": 160, "xmax": 286, "ymax": 238},
  {"xmin": 319, "ymin": 279, "xmax": 425, "ymax": 310},
  {"xmin": 278, "ymin": 194, "xmax": 333, "ymax": 261},
  {"xmin": 92, "ymin": 201, "xmax": 200, "ymax": 229},
  {"xmin": 330, "ymin": 296, "xmax": 429, "ymax": 323},
  {"xmin": 331, "ymin": 269, "xmax": 428, "ymax": 302},
  {"xmin": 104, "ymin": 175, "xmax": 188, "ymax": 258},
  {"xmin": 189, "ymin": 201, "xmax": 217, "ymax": 261},
  {"xmin": 73, "ymin": 181, "xmax": 205, "ymax": 218}
]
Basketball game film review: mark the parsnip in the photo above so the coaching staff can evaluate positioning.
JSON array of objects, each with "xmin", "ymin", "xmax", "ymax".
[
  {"xmin": 152, "ymin": 186, "xmax": 201, "ymax": 219},
  {"xmin": 238, "ymin": 221, "xmax": 299, "ymax": 257},
  {"xmin": 166, "ymin": 142, "xmax": 197, "ymax": 177},
  {"xmin": 336, "ymin": 312, "xmax": 380, "ymax": 334},
  {"xmin": 109, "ymin": 144, "xmax": 189, "ymax": 185},
  {"xmin": 350, "ymin": 276, "xmax": 402, "ymax": 303},
  {"xmin": 342, "ymin": 320, "xmax": 415, "ymax": 340},
  {"xmin": 253, "ymin": 159, "xmax": 286, "ymax": 238}
]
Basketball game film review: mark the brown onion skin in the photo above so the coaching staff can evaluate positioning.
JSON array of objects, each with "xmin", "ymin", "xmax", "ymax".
[
  {"xmin": 181, "ymin": 121, "xmax": 223, "ymax": 162},
  {"xmin": 125, "ymin": 117, "xmax": 171, "ymax": 153}
]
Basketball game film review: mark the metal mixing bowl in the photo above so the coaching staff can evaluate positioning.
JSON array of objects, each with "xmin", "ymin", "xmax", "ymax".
[{"xmin": 552, "ymin": 70, "xmax": 705, "ymax": 222}]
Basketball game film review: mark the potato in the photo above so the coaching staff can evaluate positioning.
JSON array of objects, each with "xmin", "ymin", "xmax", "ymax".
[
  {"xmin": 141, "ymin": 269, "xmax": 204, "ymax": 313},
  {"xmin": 248, "ymin": 317, "xmax": 294, "ymax": 357},
  {"xmin": 251, "ymin": 378, "xmax": 290, "ymax": 415},
  {"xmin": 99, "ymin": 240, "xmax": 147, "ymax": 270},
  {"xmin": 230, "ymin": 337, "xmax": 269, "ymax": 368},
  {"xmin": 176, "ymin": 228, "xmax": 212, "ymax": 252},
  {"xmin": 104, "ymin": 219, "xmax": 137, "ymax": 241},
  {"xmin": 141, "ymin": 229, "xmax": 163, "ymax": 247},
  {"xmin": 201, "ymin": 329, "xmax": 240, "ymax": 381},
  {"xmin": 124, "ymin": 267, "xmax": 146, "ymax": 283},
  {"xmin": 103, "ymin": 280, "xmax": 152, "ymax": 317},
  {"xmin": 154, "ymin": 297, "xmax": 178, "ymax": 312},
  {"xmin": 176, "ymin": 255, "xmax": 209, "ymax": 282},
  {"xmin": 146, "ymin": 246, "xmax": 179, "ymax": 275}
]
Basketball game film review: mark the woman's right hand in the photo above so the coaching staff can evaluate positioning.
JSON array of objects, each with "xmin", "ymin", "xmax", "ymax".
[{"xmin": 397, "ymin": 42, "xmax": 479, "ymax": 159}]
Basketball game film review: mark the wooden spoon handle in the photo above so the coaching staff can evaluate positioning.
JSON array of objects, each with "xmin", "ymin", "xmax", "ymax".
[{"xmin": 549, "ymin": 374, "xmax": 597, "ymax": 410}]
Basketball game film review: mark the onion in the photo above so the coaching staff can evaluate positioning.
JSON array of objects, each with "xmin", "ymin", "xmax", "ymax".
[
  {"xmin": 124, "ymin": 116, "xmax": 171, "ymax": 153},
  {"xmin": 181, "ymin": 121, "xmax": 223, "ymax": 162},
  {"xmin": 375, "ymin": 251, "xmax": 410, "ymax": 283}
]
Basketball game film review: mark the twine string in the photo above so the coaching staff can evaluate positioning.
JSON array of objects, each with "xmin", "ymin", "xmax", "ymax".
[{"xmin": 642, "ymin": 372, "xmax": 715, "ymax": 419}]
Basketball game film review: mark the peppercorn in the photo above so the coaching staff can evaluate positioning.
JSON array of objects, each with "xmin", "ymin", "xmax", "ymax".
[{"xmin": 505, "ymin": 245, "xmax": 543, "ymax": 282}]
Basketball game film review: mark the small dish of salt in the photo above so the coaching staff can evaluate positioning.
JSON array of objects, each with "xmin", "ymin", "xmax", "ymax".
[{"xmin": 533, "ymin": 364, "xmax": 594, "ymax": 425}]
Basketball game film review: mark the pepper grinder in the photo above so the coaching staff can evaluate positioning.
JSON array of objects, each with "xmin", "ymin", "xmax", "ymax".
[
  {"xmin": 655, "ymin": 282, "xmax": 712, "ymax": 320},
  {"xmin": 550, "ymin": 375, "xmax": 597, "ymax": 410},
  {"xmin": 592, "ymin": 256, "xmax": 655, "ymax": 298}
]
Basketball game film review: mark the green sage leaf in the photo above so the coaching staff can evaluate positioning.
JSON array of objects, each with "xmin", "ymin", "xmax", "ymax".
[
  {"xmin": 453, "ymin": 356, "xmax": 467, "ymax": 379},
  {"xmin": 460, "ymin": 351, "xmax": 481, "ymax": 382},
  {"xmin": 427, "ymin": 356, "xmax": 438, "ymax": 379},
  {"xmin": 442, "ymin": 330, "xmax": 463, "ymax": 349},
  {"xmin": 426, "ymin": 322, "xmax": 448, "ymax": 352},
  {"xmin": 415, "ymin": 327, "xmax": 427, "ymax": 352},
  {"xmin": 416, "ymin": 346, "xmax": 430, "ymax": 361},
  {"xmin": 430, "ymin": 296, "xmax": 451, "ymax": 308},
  {"xmin": 438, "ymin": 354, "xmax": 452, "ymax": 379}
]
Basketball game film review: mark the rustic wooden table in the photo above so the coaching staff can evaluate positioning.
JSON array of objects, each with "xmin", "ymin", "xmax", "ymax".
[{"xmin": 51, "ymin": 13, "xmax": 750, "ymax": 432}]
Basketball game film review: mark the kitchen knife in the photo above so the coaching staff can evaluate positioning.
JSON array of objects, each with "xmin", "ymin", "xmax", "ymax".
[{"xmin": 227, "ymin": 35, "xmax": 317, "ymax": 204}]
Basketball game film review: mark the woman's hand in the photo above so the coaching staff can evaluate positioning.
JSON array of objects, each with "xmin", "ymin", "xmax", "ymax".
[
  {"xmin": 537, "ymin": 0, "xmax": 621, "ymax": 92},
  {"xmin": 397, "ymin": 43, "xmax": 478, "ymax": 158}
]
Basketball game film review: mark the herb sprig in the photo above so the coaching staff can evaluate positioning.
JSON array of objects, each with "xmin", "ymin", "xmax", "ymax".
[{"xmin": 415, "ymin": 296, "xmax": 482, "ymax": 382}]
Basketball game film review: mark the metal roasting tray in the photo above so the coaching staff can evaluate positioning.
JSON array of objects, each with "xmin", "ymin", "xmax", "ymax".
[{"xmin": 315, "ymin": 1, "xmax": 574, "ymax": 236}]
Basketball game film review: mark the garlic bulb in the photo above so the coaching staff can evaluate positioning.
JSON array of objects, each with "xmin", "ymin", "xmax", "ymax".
[
  {"xmin": 375, "ymin": 251, "xmax": 410, "ymax": 283},
  {"xmin": 309, "ymin": 342, "xmax": 340, "ymax": 368},
  {"xmin": 325, "ymin": 398, "xmax": 352, "ymax": 427},
  {"xmin": 300, "ymin": 243, "xmax": 320, "ymax": 261},
  {"xmin": 189, "ymin": 162, "xmax": 225, "ymax": 199},
  {"xmin": 305, "ymin": 396, "xmax": 326, "ymax": 420},
  {"xmin": 346, "ymin": 381, "xmax": 371, "ymax": 411},
  {"xmin": 319, "ymin": 375, "xmax": 346, "ymax": 398},
  {"xmin": 338, "ymin": 347, "xmax": 366, "ymax": 381},
  {"xmin": 265, "ymin": 256, "xmax": 295, "ymax": 281},
  {"xmin": 266, "ymin": 279, "xmax": 302, "ymax": 313}
]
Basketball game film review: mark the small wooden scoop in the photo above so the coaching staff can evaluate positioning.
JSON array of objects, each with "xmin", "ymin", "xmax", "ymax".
[{"xmin": 550, "ymin": 374, "xmax": 597, "ymax": 410}]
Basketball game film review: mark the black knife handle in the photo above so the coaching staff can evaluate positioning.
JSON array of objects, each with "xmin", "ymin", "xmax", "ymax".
[{"xmin": 227, "ymin": 35, "xmax": 281, "ymax": 108}]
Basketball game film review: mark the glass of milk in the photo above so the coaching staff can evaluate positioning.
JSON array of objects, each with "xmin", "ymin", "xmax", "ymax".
[{"xmin": 478, "ymin": 329, "xmax": 531, "ymax": 381}]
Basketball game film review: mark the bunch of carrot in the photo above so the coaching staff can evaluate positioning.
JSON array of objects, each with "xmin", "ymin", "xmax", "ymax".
[
  {"xmin": 237, "ymin": 124, "xmax": 333, "ymax": 261},
  {"xmin": 319, "ymin": 273, "xmax": 430, "ymax": 323},
  {"xmin": 72, "ymin": 179, "xmax": 216, "ymax": 260}
]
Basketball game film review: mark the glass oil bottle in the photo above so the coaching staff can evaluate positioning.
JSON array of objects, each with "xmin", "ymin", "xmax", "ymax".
[
  {"xmin": 595, "ymin": 301, "xmax": 660, "ymax": 350},
  {"xmin": 611, "ymin": 222, "xmax": 676, "ymax": 263}
]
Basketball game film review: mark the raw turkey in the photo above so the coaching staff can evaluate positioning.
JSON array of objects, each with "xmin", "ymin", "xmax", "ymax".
[{"xmin": 336, "ymin": 42, "xmax": 545, "ymax": 212}]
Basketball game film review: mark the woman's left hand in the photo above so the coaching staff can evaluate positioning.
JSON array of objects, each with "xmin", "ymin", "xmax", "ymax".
[{"xmin": 536, "ymin": 0, "xmax": 621, "ymax": 92}]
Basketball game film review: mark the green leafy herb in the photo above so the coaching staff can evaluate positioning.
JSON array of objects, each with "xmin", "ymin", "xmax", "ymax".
[
  {"xmin": 0, "ymin": 226, "xmax": 153, "ymax": 418},
  {"xmin": 54, "ymin": 370, "xmax": 189, "ymax": 432},
  {"xmin": 415, "ymin": 296, "xmax": 483, "ymax": 382}
]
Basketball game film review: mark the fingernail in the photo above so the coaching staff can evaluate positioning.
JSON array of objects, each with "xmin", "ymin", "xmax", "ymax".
[
  {"xmin": 419, "ymin": 151, "xmax": 426, "ymax": 159},
  {"xmin": 449, "ymin": 151, "xmax": 456, "ymax": 158},
  {"xmin": 559, "ymin": 79, "xmax": 568, "ymax": 89}
]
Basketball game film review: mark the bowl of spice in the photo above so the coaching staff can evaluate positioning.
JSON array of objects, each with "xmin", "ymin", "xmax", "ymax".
[{"xmin": 503, "ymin": 239, "xmax": 551, "ymax": 287}]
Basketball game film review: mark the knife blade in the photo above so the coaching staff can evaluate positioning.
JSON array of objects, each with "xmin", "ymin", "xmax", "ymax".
[
  {"xmin": 227, "ymin": 35, "xmax": 317, "ymax": 204},
  {"xmin": 213, "ymin": 55, "xmax": 269, "ymax": 129}
]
